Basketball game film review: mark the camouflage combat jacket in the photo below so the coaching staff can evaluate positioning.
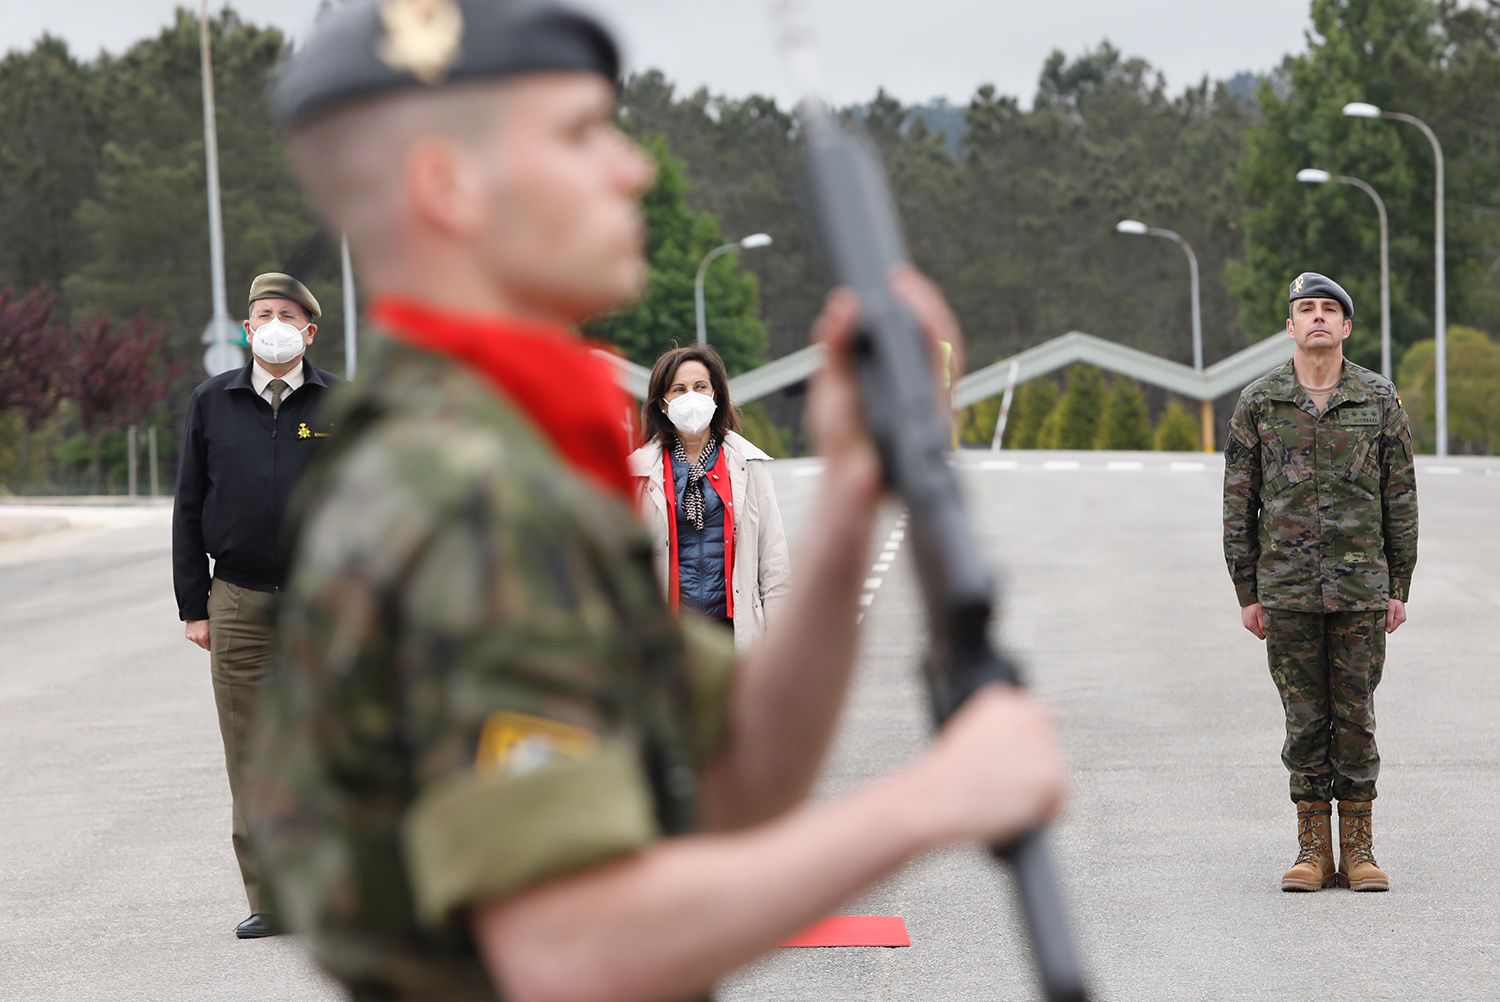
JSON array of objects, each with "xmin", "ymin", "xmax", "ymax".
[
  {"xmin": 1223, "ymin": 357, "xmax": 1417, "ymax": 613},
  {"xmin": 247, "ymin": 335, "xmax": 735, "ymax": 1000}
]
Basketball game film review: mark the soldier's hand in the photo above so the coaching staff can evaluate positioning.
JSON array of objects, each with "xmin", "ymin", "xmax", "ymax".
[
  {"xmin": 185, "ymin": 619, "xmax": 211, "ymax": 652},
  {"xmin": 806, "ymin": 268, "xmax": 963, "ymax": 499},
  {"xmin": 1240, "ymin": 602, "xmax": 1266, "ymax": 640},
  {"xmin": 1386, "ymin": 598, "xmax": 1407, "ymax": 634},
  {"xmin": 907, "ymin": 685, "xmax": 1064, "ymax": 846}
]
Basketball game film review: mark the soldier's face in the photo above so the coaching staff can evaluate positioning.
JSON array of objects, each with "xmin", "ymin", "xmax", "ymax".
[
  {"xmin": 473, "ymin": 74, "xmax": 656, "ymax": 322},
  {"xmin": 1286, "ymin": 298, "xmax": 1351, "ymax": 351}
]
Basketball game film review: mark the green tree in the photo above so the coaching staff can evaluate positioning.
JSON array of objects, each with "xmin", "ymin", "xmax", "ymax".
[
  {"xmin": 1005, "ymin": 379, "xmax": 1060, "ymax": 449},
  {"xmin": 1095, "ymin": 377, "xmax": 1153, "ymax": 450},
  {"xmin": 957, "ymin": 395, "xmax": 1001, "ymax": 447},
  {"xmin": 1155, "ymin": 399, "xmax": 1201, "ymax": 451},
  {"xmin": 0, "ymin": 38, "xmax": 104, "ymax": 301},
  {"xmin": 1397, "ymin": 326, "xmax": 1500, "ymax": 455},
  {"xmin": 62, "ymin": 10, "xmax": 350, "ymax": 389},
  {"xmin": 585, "ymin": 134, "xmax": 766, "ymax": 374},
  {"xmin": 737, "ymin": 402, "xmax": 789, "ymax": 458},
  {"xmin": 1227, "ymin": 0, "xmax": 1487, "ymax": 371},
  {"xmin": 1047, "ymin": 364, "xmax": 1108, "ymax": 449}
]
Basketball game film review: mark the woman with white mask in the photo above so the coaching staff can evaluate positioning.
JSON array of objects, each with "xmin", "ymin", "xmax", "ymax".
[{"xmin": 628, "ymin": 346, "xmax": 790, "ymax": 649}]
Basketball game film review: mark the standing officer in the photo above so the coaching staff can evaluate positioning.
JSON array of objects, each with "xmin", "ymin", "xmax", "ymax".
[
  {"xmin": 172, "ymin": 273, "xmax": 340, "ymax": 938},
  {"xmin": 247, "ymin": 2, "xmax": 1065, "ymax": 999},
  {"xmin": 1223, "ymin": 272, "xmax": 1418, "ymax": 893}
]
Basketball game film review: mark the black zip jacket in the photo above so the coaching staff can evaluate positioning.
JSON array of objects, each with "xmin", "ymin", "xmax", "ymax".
[{"xmin": 172, "ymin": 359, "xmax": 341, "ymax": 621}]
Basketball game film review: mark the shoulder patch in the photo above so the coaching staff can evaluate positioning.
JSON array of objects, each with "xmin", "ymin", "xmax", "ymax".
[{"xmin": 476, "ymin": 712, "xmax": 598, "ymax": 779}]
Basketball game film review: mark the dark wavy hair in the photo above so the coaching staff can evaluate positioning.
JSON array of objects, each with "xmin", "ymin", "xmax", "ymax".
[{"xmin": 641, "ymin": 345, "xmax": 741, "ymax": 447}]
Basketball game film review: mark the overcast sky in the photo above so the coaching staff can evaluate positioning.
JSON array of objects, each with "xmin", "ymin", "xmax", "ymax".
[{"xmin": 6, "ymin": 1, "xmax": 1314, "ymax": 106}]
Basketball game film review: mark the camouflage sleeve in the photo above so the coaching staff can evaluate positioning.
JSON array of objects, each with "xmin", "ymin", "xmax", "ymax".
[
  {"xmin": 398, "ymin": 485, "xmax": 661, "ymax": 929},
  {"xmin": 1222, "ymin": 395, "xmax": 1262, "ymax": 607},
  {"xmin": 1380, "ymin": 396, "xmax": 1418, "ymax": 601}
]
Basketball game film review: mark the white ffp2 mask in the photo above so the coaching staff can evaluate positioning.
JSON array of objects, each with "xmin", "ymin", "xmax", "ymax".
[
  {"xmin": 666, "ymin": 391, "xmax": 717, "ymax": 436},
  {"xmin": 249, "ymin": 317, "xmax": 309, "ymax": 366}
]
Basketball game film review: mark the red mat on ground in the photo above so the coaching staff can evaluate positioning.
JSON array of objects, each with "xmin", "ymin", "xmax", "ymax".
[{"xmin": 780, "ymin": 916, "xmax": 910, "ymax": 948}]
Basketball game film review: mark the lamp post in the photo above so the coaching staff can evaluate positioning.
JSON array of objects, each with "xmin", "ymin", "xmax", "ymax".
[
  {"xmin": 1296, "ymin": 168, "xmax": 1392, "ymax": 379},
  {"xmin": 694, "ymin": 233, "xmax": 773, "ymax": 349},
  {"xmin": 341, "ymin": 235, "xmax": 358, "ymax": 380},
  {"xmin": 198, "ymin": 0, "xmax": 241, "ymax": 375},
  {"xmin": 1344, "ymin": 101, "xmax": 1446, "ymax": 454},
  {"xmin": 1115, "ymin": 219, "xmax": 1212, "ymax": 451}
]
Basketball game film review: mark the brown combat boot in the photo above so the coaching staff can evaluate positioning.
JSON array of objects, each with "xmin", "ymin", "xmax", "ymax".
[
  {"xmin": 1337, "ymin": 801, "xmax": 1390, "ymax": 891},
  {"xmin": 1281, "ymin": 800, "xmax": 1337, "ymax": 892}
]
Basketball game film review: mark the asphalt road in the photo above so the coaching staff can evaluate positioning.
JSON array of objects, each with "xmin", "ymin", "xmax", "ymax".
[{"xmin": 3, "ymin": 451, "xmax": 1498, "ymax": 1002}]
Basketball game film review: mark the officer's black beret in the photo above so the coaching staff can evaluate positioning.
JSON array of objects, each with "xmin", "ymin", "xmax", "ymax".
[
  {"xmin": 1288, "ymin": 272, "xmax": 1354, "ymax": 320},
  {"xmin": 272, "ymin": 0, "xmax": 620, "ymax": 130}
]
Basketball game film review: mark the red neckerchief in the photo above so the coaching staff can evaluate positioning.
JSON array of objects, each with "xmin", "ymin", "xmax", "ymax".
[
  {"xmin": 372, "ymin": 298, "xmax": 633, "ymax": 501},
  {"xmin": 662, "ymin": 444, "xmax": 735, "ymax": 618}
]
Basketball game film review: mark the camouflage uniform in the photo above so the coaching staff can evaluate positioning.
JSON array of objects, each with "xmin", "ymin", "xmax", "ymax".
[
  {"xmin": 248, "ymin": 336, "xmax": 734, "ymax": 999},
  {"xmin": 1223, "ymin": 357, "xmax": 1418, "ymax": 803}
]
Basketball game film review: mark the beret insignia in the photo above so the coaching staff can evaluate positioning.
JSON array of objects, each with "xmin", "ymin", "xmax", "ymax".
[{"xmin": 378, "ymin": 0, "xmax": 464, "ymax": 85}]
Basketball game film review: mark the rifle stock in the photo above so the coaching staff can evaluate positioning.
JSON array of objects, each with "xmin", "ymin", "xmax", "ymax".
[{"xmin": 796, "ymin": 96, "xmax": 1090, "ymax": 1002}]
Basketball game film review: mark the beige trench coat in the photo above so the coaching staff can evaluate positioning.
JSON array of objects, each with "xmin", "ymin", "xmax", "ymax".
[{"xmin": 628, "ymin": 431, "xmax": 791, "ymax": 650}]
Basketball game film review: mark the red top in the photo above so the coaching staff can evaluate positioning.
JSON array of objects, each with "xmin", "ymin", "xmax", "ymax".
[{"xmin": 372, "ymin": 298, "xmax": 634, "ymax": 501}]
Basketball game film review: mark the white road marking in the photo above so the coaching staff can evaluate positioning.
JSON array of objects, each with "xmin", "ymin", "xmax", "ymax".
[
  {"xmin": 864, "ymin": 578, "xmax": 883, "ymax": 590},
  {"xmin": 859, "ymin": 594, "xmax": 874, "ymax": 607},
  {"xmin": 1106, "ymin": 461, "xmax": 1144, "ymax": 471},
  {"xmin": 872, "ymin": 562, "xmax": 892, "ymax": 573},
  {"xmin": 889, "ymin": 530, "xmax": 905, "ymax": 541},
  {"xmin": 978, "ymin": 460, "xmax": 1018, "ymax": 471},
  {"xmin": 793, "ymin": 466, "xmax": 824, "ymax": 478}
]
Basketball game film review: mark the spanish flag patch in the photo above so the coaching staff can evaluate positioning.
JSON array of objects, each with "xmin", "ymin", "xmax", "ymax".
[{"xmin": 475, "ymin": 712, "xmax": 597, "ymax": 778}]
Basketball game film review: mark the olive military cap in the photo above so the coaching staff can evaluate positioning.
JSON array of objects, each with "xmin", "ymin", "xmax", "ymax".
[
  {"xmin": 249, "ymin": 272, "xmax": 322, "ymax": 320},
  {"xmin": 1289, "ymin": 272, "xmax": 1354, "ymax": 320},
  {"xmin": 272, "ymin": 0, "xmax": 620, "ymax": 130}
]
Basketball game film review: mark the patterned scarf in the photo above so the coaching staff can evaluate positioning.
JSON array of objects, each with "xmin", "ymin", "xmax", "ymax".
[{"xmin": 671, "ymin": 436, "xmax": 717, "ymax": 531}]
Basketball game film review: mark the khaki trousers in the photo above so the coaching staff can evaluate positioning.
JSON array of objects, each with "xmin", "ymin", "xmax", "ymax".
[{"xmin": 207, "ymin": 578, "xmax": 278, "ymax": 914}]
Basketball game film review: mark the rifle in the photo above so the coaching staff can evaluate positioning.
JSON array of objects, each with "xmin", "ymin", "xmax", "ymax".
[{"xmin": 769, "ymin": 5, "xmax": 1090, "ymax": 1000}]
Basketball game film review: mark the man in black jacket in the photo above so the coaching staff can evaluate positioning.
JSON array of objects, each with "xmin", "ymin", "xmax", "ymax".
[{"xmin": 172, "ymin": 272, "xmax": 340, "ymax": 938}]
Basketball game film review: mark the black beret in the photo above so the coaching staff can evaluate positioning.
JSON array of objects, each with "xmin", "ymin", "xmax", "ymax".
[
  {"xmin": 273, "ymin": 0, "xmax": 620, "ymax": 130},
  {"xmin": 1288, "ymin": 272, "xmax": 1354, "ymax": 320}
]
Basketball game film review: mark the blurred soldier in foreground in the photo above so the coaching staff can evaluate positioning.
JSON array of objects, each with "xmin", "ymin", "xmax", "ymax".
[
  {"xmin": 172, "ymin": 272, "xmax": 338, "ymax": 938},
  {"xmin": 248, "ymin": 1, "xmax": 1064, "ymax": 999},
  {"xmin": 1223, "ymin": 272, "xmax": 1417, "ymax": 893}
]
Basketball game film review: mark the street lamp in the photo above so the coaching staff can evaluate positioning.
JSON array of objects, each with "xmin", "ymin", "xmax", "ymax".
[
  {"xmin": 1115, "ymin": 218, "xmax": 1213, "ymax": 450},
  {"xmin": 695, "ymin": 233, "xmax": 773, "ymax": 349},
  {"xmin": 198, "ymin": 0, "xmax": 241, "ymax": 375},
  {"xmin": 1344, "ymin": 100, "xmax": 1447, "ymax": 454},
  {"xmin": 1114, "ymin": 219, "xmax": 1202, "ymax": 373},
  {"xmin": 1296, "ymin": 168, "xmax": 1392, "ymax": 379}
]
